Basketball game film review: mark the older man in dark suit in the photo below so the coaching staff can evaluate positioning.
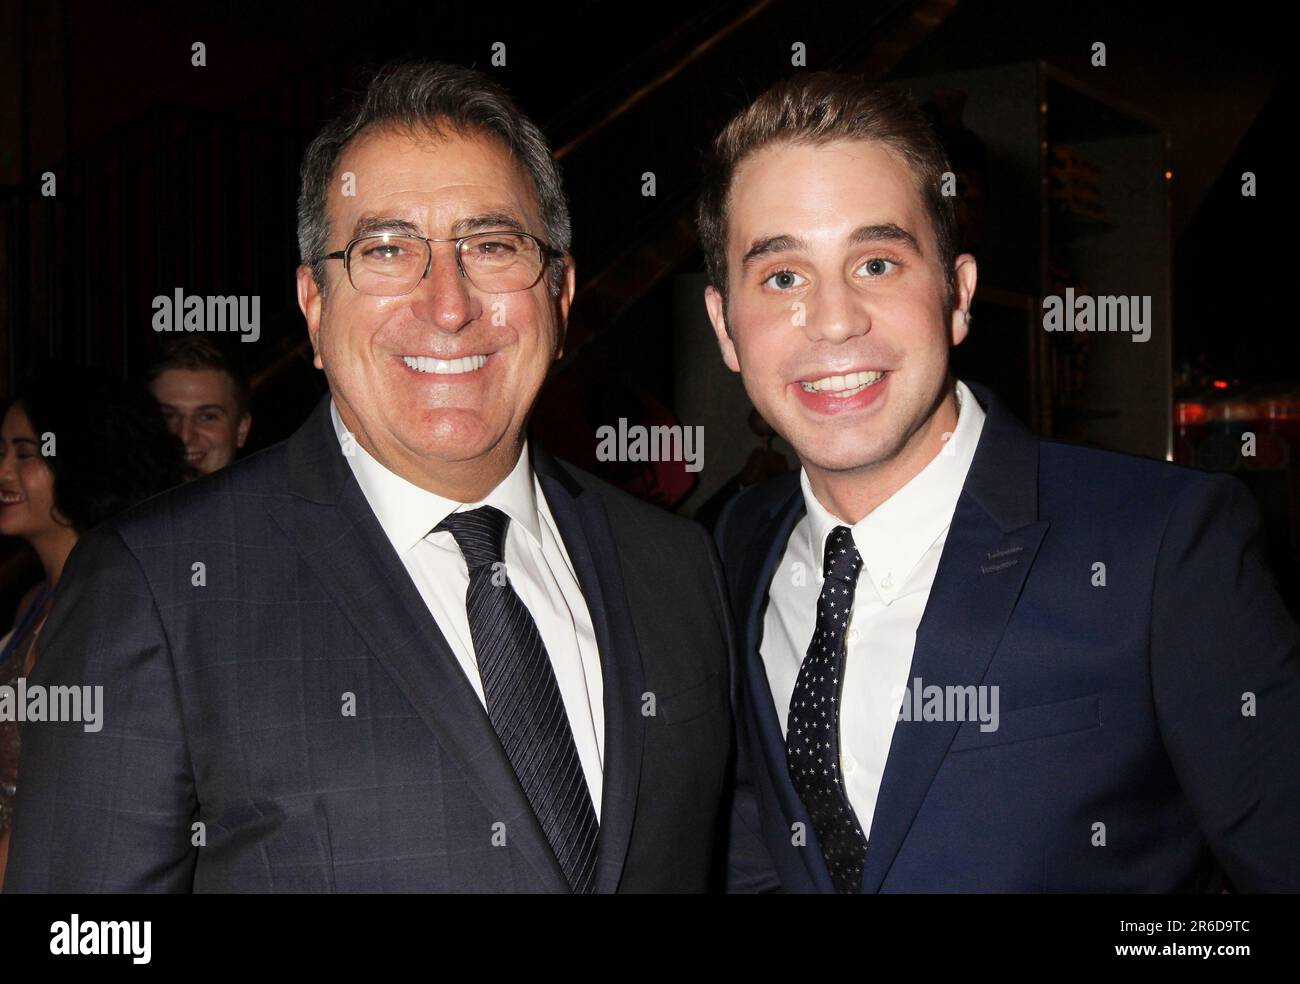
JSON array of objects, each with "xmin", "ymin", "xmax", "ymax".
[{"xmin": 4, "ymin": 62, "xmax": 732, "ymax": 893}]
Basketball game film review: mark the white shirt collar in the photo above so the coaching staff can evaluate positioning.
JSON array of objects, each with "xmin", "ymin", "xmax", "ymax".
[
  {"xmin": 329, "ymin": 398, "xmax": 543, "ymax": 556},
  {"xmin": 800, "ymin": 379, "xmax": 986, "ymax": 603}
]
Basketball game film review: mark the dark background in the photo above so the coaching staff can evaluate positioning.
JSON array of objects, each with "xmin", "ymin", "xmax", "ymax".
[{"xmin": 0, "ymin": 0, "xmax": 1293, "ymax": 610}]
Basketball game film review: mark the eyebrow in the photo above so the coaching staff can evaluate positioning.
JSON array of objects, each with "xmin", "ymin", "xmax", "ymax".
[
  {"xmin": 350, "ymin": 215, "xmax": 423, "ymax": 239},
  {"xmin": 741, "ymin": 223, "xmax": 923, "ymax": 267},
  {"xmin": 348, "ymin": 211, "xmax": 528, "ymax": 241},
  {"xmin": 167, "ymin": 404, "xmax": 228, "ymax": 414},
  {"xmin": 452, "ymin": 211, "xmax": 527, "ymax": 236},
  {"xmin": 156, "ymin": 401, "xmax": 225, "ymax": 411}
]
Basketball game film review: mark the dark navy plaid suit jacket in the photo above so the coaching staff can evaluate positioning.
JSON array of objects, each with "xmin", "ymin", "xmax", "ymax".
[{"xmin": 6, "ymin": 394, "xmax": 734, "ymax": 892}]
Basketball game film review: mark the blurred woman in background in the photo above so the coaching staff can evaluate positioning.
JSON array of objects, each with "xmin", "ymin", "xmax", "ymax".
[{"xmin": 0, "ymin": 363, "xmax": 187, "ymax": 888}]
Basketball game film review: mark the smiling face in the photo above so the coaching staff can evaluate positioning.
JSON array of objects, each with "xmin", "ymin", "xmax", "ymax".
[
  {"xmin": 0, "ymin": 401, "xmax": 67, "ymax": 540},
  {"xmin": 705, "ymin": 138, "xmax": 975, "ymax": 507},
  {"xmin": 150, "ymin": 368, "xmax": 250, "ymax": 476},
  {"xmin": 297, "ymin": 125, "xmax": 573, "ymax": 496}
]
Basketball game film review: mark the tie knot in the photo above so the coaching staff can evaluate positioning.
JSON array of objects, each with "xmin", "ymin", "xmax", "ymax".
[
  {"xmin": 822, "ymin": 525, "xmax": 863, "ymax": 585},
  {"xmin": 436, "ymin": 504, "xmax": 510, "ymax": 570}
]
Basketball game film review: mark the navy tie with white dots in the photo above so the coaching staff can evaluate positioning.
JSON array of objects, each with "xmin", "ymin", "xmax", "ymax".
[{"xmin": 786, "ymin": 525, "xmax": 868, "ymax": 894}]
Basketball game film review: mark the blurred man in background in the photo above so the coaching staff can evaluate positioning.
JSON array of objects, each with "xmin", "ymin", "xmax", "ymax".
[{"xmin": 148, "ymin": 337, "xmax": 252, "ymax": 476}]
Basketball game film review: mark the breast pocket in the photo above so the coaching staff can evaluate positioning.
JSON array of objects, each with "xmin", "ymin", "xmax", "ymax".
[
  {"xmin": 656, "ymin": 673, "xmax": 728, "ymax": 725},
  {"xmin": 949, "ymin": 693, "xmax": 1100, "ymax": 752}
]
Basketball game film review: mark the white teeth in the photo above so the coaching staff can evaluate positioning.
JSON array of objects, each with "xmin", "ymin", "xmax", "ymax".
[
  {"xmin": 402, "ymin": 355, "xmax": 488, "ymax": 374},
  {"xmin": 0, "ymin": 491, "xmax": 22, "ymax": 503},
  {"xmin": 800, "ymin": 370, "xmax": 886, "ymax": 395}
]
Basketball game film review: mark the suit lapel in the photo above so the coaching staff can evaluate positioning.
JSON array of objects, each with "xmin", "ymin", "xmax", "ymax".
[
  {"xmin": 268, "ymin": 396, "xmax": 568, "ymax": 890},
  {"xmin": 860, "ymin": 383, "xmax": 1048, "ymax": 892},
  {"xmin": 532, "ymin": 444, "xmax": 646, "ymax": 894},
  {"xmin": 739, "ymin": 481, "xmax": 837, "ymax": 892}
]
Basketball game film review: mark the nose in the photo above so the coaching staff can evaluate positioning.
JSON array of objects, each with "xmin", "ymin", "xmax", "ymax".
[
  {"xmin": 177, "ymin": 417, "xmax": 197, "ymax": 448},
  {"xmin": 802, "ymin": 275, "xmax": 871, "ymax": 345},
  {"xmin": 407, "ymin": 242, "xmax": 481, "ymax": 332}
]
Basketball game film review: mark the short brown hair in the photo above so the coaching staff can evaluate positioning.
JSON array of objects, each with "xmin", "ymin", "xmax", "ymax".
[
  {"xmin": 697, "ymin": 72, "xmax": 959, "ymax": 310},
  {"xmin": 147, "ymin": 336, "xmax": 251, "ymax": 416}
]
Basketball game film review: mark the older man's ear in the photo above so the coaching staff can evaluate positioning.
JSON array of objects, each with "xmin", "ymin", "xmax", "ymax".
[{"xmin": 296, "ymin": 264, "xmax": 325, "ymax": 370}]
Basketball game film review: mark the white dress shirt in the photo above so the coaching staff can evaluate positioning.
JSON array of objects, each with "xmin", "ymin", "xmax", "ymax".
[
  {"xmin": 330, "ymin": 400, "xmax": 605, "ymax": 818},
  {"xmin": 761, "ymin": 380, "xmax": 986, "ymax": 838}
]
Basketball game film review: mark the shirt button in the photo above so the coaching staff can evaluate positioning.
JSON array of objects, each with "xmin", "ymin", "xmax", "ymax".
[
  {"xmin": 880, "ymin": 574, "xmax": 894, "ymax": 590},
  {"xmin": 842, "ymin": 754, "xmax": 857, "ymax": 775}
]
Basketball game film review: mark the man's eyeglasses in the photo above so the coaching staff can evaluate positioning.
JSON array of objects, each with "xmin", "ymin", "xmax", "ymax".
[{"xmin": 319, "ymin": 231, "xmax": 560, "ymax": 297}]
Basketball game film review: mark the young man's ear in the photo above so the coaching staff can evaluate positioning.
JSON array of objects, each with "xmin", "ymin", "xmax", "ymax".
[
  {"xmin": 949, "ymin": 253, "xmax": 978, "ymax": 347},
  {"xmin": 553, "ymin": 256, "xmax": 576, "ymax": 360},
  {"xmin": 704, "ymin": 285, "xmax": 740, "ymax": 373}
]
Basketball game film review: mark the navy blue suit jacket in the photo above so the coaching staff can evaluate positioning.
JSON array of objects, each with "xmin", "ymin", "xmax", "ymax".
[
  {"xmin": 718, "ymin": 382, "xmax": 1300, "ymax": 892},
  {"xmin": 5, "ymin": 394, "xmax": 733, "ymax": 892}
]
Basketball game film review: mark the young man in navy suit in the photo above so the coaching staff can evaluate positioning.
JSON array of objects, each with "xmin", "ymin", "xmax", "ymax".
[{"xmin": 699, "ymin": 72, "xmax": 1300, "ymax": 892}]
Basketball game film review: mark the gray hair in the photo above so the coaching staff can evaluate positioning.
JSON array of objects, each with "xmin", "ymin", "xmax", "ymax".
[{"xmin": 296, "ymin": 61, "xmax": 571, "ymax": 297}]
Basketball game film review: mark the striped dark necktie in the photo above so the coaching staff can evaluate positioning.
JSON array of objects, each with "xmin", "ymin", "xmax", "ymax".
[
  {"xmin": 436, "ymin": 504, "xmax": 599, "ymax": 893},
  {"xmin": 787, "ymin": 524, "xmax": 868, "ymax": 893}
]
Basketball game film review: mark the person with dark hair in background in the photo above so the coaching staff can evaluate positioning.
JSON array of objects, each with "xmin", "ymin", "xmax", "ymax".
[
  {"xmin": 0, "ymin": 363, "xmax": 187, "ymax": 888},
  {"xmin": 148, "ymin": 336, "xmax": 253, "ymax": 476}
]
